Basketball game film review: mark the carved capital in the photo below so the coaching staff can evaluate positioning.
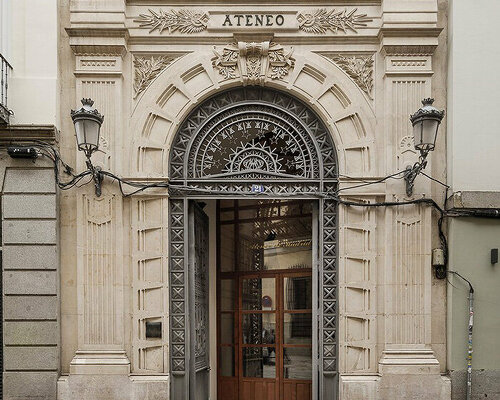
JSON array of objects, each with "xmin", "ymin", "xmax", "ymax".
[{"xmin": 212, "ymin": 41, "xmax": 294, "ymax": 86}]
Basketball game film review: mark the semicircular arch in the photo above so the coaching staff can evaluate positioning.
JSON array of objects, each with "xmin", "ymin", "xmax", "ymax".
[{"xmin": 129, "ymin": 49, "xmax": 377, "ymax": 179}]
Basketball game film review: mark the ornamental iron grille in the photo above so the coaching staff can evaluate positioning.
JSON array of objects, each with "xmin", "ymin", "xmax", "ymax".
[{"xmin": 168, "ymin": 87, "xmax": 338, "ymax": 400}]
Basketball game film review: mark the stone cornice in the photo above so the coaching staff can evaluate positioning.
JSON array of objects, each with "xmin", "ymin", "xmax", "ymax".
[{"xmin": 0, "ymin": 125, "xmax": 58, "ymax": 145}]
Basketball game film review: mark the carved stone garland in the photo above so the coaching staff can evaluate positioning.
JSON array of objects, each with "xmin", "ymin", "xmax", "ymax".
[
  {"xmin": 168, "ymin": 87, "xmax": 339, "ymax": 397},
  {"xmin": 213, "ymin": 41, "xmax": 294, "ymax": 85},
  {"xmin": 133, "ymin": 55, "xmax": 180, "ymax": 98},
  {"xmin": 134, "ymin": 9, "xmax": 209, "ymax": 34},
  {"xmin": 297, "ymin": 8, "xmax": 372, "ymax": 34},
  {"xmin": 323, "ymin": 54, "xmax": 374, "ymax": 99}
]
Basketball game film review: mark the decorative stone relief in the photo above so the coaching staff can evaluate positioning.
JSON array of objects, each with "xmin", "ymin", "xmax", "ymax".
[
  {"xmin": 297, "ymin": 8, "xmax": 372, "ymax": 34},
  {"xmin": 81, "ymin": 194, "xmax": 122, "ymax": 346},
  {"xmin": 134, "ymin": 9, "xmax": 209, "ymax": 34},
  {"xmin": 133, "ymin": 55, "xmax": 179, "ymax": 98},
  {"xmin": 212, "ymin": 41, "xmax": 294, "ymax": 85},
  {"xmin": 131, "ymin": 197, "xmax": 169, "ymax": 372},
  {"xmin": 326, "ymin": 55, "xmax": 374, "ymax": 98},
  {"xmin": 400, "ymin": 136, "xmax": 416, "ymax": 154}
]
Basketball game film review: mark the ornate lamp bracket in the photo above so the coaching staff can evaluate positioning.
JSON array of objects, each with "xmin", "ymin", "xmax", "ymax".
[{"xmin": 404, "ymin": 152, "xmax": 428, "ymax": 197}]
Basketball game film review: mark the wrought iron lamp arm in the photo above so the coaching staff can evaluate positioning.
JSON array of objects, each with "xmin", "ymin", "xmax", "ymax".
[
  {"xmin": 86, "ymin": 158, "xmax": 103, "ymax": 197},
  {"xmin": 404, "ymin": 152, "xmax": 428, "ymax": 197}
]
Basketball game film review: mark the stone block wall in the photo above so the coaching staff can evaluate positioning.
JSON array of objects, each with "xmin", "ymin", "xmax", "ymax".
[{"xmin": 1, "ymin": 166, "xmax": 59, "ymax": 400}]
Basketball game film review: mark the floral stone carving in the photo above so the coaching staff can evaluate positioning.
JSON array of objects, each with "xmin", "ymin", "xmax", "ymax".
[
  {"xmin": 297, "ymin": 8, "xmax": 372, "ymax": 34},
  {"xmin": 133, "ymin": 55, "xmax": 179, "ymax": 97},
  {"xmin": 327, "ymin": 54, "xmax": 374, "ymax": 98},
  {"xmin": 212, "ymin": 41, "xmax": 294, "ymax": 86},
  {"xmin": 134, "ymin": 9, "xmax": 209, "ymax": 34}
]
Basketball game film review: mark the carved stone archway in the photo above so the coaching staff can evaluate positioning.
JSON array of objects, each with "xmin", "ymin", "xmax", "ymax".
[{"xmin": 168, "ymin": 87, "xmax": 338, "ymax": 400}]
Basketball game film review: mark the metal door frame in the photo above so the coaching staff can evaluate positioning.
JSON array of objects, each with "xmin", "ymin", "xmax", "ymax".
[{"xmin": 168, "ymin": 87, "xmax": 338, "ymax": 400}]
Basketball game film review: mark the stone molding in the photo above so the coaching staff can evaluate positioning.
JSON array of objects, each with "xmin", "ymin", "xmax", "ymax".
[
  {"xmin": 0, "ymin": 124, "xmax": 58, "ymax": 144},
  {"xmin": 212, "ymin": 41, "xmax": 294, "ymax": 85}
]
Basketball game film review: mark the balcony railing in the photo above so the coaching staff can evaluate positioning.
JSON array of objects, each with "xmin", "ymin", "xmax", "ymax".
[{"xmin": 1, "ymin": 53, "xmax": 13, "ymax": 124}]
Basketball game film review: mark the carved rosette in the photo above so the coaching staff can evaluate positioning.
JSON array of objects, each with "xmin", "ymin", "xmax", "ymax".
[
  {"xmin": 212, "ymin": 41, "xmax": 294, "ymax": 85},
  {"xmin": 297, "ymin": 8, "xmax": 372, "ymax": 34},
  {"xmin": 134, "ymin": 8, "xmax": 209, "ymax": 34},
  {"xmin": 133, "ymin": 55, "xmax": 179, "ymax": 98},
  {"xmin": 326, "ymin": 54, "xmax": 374, "ymax": 98}
]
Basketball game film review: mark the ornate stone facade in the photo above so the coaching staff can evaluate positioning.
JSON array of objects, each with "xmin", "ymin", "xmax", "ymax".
[{"xmin": 55, "ymin": 1, "xmax": 450, "ymax": 399}]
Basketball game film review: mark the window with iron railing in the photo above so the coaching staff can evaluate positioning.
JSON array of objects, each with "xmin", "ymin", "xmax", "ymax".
[{"xmin": 0, "ymin": 53, "xmax": 12, "ymax": 124}]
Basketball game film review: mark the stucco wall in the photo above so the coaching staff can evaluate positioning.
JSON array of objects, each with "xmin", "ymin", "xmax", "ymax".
[
  {"xmin": 447, "ymin": 0, "xmax": 500, "ymax": 192},
  {"xmin": 1, "ymin": 0, "xmax": 58, "ymax": 125},
  {"xmin": 447, "ymin": 2, "xmax": 500, "ymax": 399},
  {"xmin": 447, "ymin": 218, "xmax": 500, "ymax": 399}
]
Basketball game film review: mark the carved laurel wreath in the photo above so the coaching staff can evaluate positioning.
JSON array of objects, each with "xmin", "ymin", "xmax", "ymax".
[
  {"xmin": 133, "ymin": 55, "xmax": 178, "ymax": 97},
  {"xmin": 134, "ymin": 9, "xmax": 209, "ymax": 34},
  {"xmin": 297, "ymin": 8, "xmax": 372, "ymax": 34}
]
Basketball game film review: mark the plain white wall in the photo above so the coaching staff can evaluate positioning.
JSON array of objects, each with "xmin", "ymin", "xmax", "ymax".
[
  {"xmin": 2, "ymin": 0, "xmax": 58, "ymax": 125},
  {"xmin": 447, "ymin": 0, "xmax": 500, "ymax": 191}
]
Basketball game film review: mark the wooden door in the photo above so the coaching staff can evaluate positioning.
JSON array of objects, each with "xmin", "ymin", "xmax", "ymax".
[{"xmin": 217, "ymin": 199, "xmax": 313, "ymax": 400}]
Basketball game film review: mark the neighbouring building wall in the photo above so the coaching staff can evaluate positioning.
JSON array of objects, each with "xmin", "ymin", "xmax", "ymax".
[
  {"xmin": 447, "ymin": 0, "xmax": 500, "ymax": 191},
  {"xmin": 0, "ymin": 162, "xmax": 59, "ymax": 400},
  {"xmin": 447, "ymin": 1, "xmax": 500, "ymax": 399},
  {"xmin": 0, "ymin": 1, "xmax": 60, "ymax": 399},
  {"xmin": 3, "ymin": 0, "xmax": 58, "ymax": 125}
]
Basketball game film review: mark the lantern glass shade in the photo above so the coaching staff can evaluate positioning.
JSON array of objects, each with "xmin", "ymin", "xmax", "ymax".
[
  {"xmin": 74, "ymin": 117, "xmax": 100, "ymax": 155},
  {"xmin": 71, "ymin": 98, "xmax": 104, "ymax": 159},
  {"xmin": 413, "ymin": 117, "xmax": 440, "ymax": 152},
  {"xmin": 410, "ymin": 98, "xmax": 444, "ymax": 154}
]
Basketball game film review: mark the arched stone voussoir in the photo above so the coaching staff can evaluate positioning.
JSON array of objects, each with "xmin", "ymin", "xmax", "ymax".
[{"xmin": 129, "ymin": 50, "xmax": 378, "ymax": 178}]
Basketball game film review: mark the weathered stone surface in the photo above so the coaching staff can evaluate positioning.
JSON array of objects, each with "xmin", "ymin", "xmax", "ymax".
[
  {"xmin": 3, "ymin": 295, "xmax": 58, "ymax": 319},
  {"xmin": 3, "ymin": 168, "xmax": 56, "ymax": 193},
  {"xmin": 3, "ymin": 194, "xmax": 56, "ymax": 218},
  {"xmin": 3, "ymin": 321, "xmax": 58, "ymax": 345},
  {"xmin": 3, "ymin": 372, "xmax": 58, "ymax": 400},
  {"xmin": 3, "ymin": 270, "xmax": 57, "ymax": 295},
  {"xmin": 450, "ymin": 370, "xmax": 500, "ymax": 400},
  {"xmin": 4, "ymin": 346, "xmax": 58, "ymax": 370},
  {"xmin": 2, "ymin": 245, "xmax": 57, "ymax": 270},
  {"xmin": 2, "ymin": 220, "xmax": 57, "ymax": 244}
]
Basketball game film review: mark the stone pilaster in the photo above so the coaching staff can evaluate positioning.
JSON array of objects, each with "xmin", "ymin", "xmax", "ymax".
[
  {"xmin": 378, "ymin": 0, "xmax": 444, "ymax": 383},
  {"xmin": 67, "ymin": 0, "xmax": 130, "ymax": 375}
]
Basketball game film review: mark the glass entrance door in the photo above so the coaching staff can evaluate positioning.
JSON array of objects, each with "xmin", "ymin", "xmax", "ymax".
[{"xmin": 217, "ymin": 200, "xmax": 314, "ymax": 400}]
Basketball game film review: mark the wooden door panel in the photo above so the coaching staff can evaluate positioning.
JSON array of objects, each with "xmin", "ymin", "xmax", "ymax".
[
  {"xmin": 218, "ymin": 377, "xmax": 238, "ymax": 400},
  {"xmin": 283, "ymin": 381, "xmax": 312, "ymax": 400},
  {"xmin": 241, "ymin": 380, "xmax": 276, "ymax": 400}
]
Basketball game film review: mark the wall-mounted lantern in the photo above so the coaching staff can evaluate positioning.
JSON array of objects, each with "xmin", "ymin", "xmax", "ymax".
[
  {"xmin": 405, "ymin": 98, "xmax": 445, "ymax": 196},
  {"xmin": 71, "ymin": 98, "xmax": 104, "ymax": 196}
]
